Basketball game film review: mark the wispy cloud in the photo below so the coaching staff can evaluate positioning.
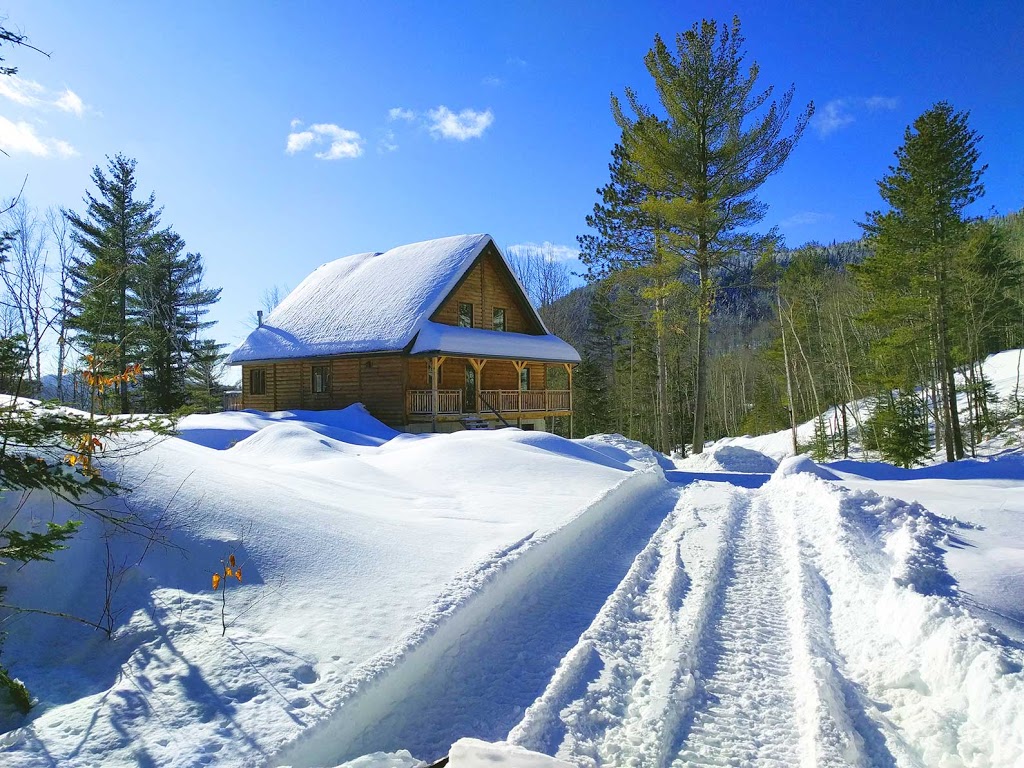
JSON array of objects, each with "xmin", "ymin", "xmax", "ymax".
[
  {"xmin": 0, "ymin": 116, "xmax": 77, "ymax": 158},
  {"xmin": 286, "ymin": 121, "xmax": 364, "ymax": 160},
  {"xmin": 0, "ymin": 75, "xmax": 87, "ymax": 117},
  {"xmin": 378, "ymin": 129, "xmax": 399, "ymax": 153},
  {"xmin": 812, "ymin": 95, "xmax": 899, "ymax": 137},
  {"xmin": 387, "ymin": 107, "xmax": 416, "ymax": 122},
  {"xmin": 506, "ymin": 241, "xmax": 580, "ymax": 263},
  {"xmin": 482, "ymin": 75, "xmax": 503, "ymax": 87},
  {"xmin": 506, "ymin": 56, "xmax": 528, "ymax": 68},
  {"xmin": 426, "ymin": 106, "xmax": 494, "ymax": 141},
  {"xmin": 54, "ymin": 88, "xmax": 84, "ymax": 116},
  {"xmin": 865, "ymin": 95, "xmax": 898, "ymax": 111},
  {"xmin": 779, "ymin": 211, "xmax": 834, "ymax": 228}
]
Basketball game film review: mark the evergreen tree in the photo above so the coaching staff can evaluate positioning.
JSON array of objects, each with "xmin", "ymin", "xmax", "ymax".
[
  {"xmin": 134, "ymin": 231, "xmax": 221, "ymax": 412},
  {"xmin": 186, "ymin": 339, "xmax": 229, "ymax": 413},
  {"xmin": 860, "ymin": 102, "xmax": 986, "ymax": 462},
  {"xmin": 610, "ymin": 16, "xmax": 812, "ymax": 453},
  {"xmin": 65, "ymin": 155, "xmax": 163, "ymax": 413}
]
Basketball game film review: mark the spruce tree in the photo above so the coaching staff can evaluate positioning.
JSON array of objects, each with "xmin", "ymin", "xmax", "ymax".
[
  {"xmin": 860, "ymin": 102, "xmax": 986, "ymax": 462},
  {"xmin": 610, "ymin": 16, "xmax": 812, "ymax": 454},
  {"xmin": 65, "ymin": 155, "xmax": 163, "ymax": 413},
  {"xmin": 134, "ymin": 231, "xmax": 221, "ymax": 412}
]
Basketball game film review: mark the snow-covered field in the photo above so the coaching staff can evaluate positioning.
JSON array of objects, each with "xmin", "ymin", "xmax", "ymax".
[{"xmin": 1, "ymin": 351, "xmax": 1023, "ymax": 767}]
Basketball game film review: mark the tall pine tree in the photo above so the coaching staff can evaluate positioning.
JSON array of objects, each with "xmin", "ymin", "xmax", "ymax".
[
  {"xmin": 610, "ymin": 17, "xmax": 812, "ymax": 453},
  {"xmin": 66, "ymin": 155, "xmax": 162, "ymax": 413}
]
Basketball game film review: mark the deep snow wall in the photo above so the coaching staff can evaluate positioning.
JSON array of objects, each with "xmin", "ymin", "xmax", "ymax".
[{"xmin": 273, "ymin": 466, "xmax": 669, "ymax": 766}]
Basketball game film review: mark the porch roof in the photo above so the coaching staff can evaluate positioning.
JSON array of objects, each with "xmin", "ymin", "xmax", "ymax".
[{"xmin": 410, "ymin": 321, "xmax": 580, "ymax": 363}]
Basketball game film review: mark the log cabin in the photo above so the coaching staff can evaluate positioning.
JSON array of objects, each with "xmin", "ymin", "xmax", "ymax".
[{"xmin": 228, "ymin": 234, "xmax": 580, "ymax": 432}]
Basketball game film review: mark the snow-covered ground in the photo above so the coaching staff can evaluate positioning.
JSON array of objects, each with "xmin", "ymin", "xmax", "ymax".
[{"xmin": 1, "ymin": 350, "xmax": 1023, "ymax": 767}]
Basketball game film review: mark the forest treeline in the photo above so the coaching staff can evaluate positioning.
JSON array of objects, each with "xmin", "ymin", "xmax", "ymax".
[{"xmin": 538, "ymin": 19, "xmax": 1024, "ymax": 466}]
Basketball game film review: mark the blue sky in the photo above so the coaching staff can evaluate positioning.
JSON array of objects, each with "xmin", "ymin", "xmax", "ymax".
[{"xmin": 2, "ymin": 1, "xmax": 1022, "ymax": 355}]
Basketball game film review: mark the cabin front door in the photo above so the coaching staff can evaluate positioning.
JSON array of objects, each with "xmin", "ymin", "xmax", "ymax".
[{"xmin": 464, "ymin": 364, "xmax": 477, "ymax": 413}]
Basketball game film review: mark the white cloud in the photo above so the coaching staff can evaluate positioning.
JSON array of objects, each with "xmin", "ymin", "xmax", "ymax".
[
  {"xmin": 286, "ymin": 129, "xmax": 316, "ymax": 154},
  {"xmin": 482, "ymin": 75, "xmax": 503, "ymax": 87},
  {"xmin": 812, "ymin": 96, "xmax": 899, "ymax": 137},
  {"xmin": 0, "ymin": 75, "xmax": 88, "ymax": 117},
  {"xmin": 506, "ymin": 241, "xmax": 580, "ymax": 263},
  {"xmin": 378, "ymin": 129, "xmax": 398, "ymax": 153},
  {"xmin": 779, "ymin": 211, "xmax": 834, "ymax": 228},
  {"xmin": 285, "ymin": 121, "xmax": 365, "ymax": 160},
  {"xmin": 506, "ymin": 56, "xmax": 527, "ymax": 68},
  {"xmin": 811, "ymin": 100, "xmax": 854, "ymax": 137},
  {"xmin": 426, "ymin": 106, "xmax": 494, "ymax": 141},
  {"xmin": 0, "ymin": 116, "xmax": 77, "ymax": 158},
  {"xmin": 0, "ymin": 75, "xmax": 46, "ymax": 107},
  {"xmin": 290, "ymin": 117, "xmax": 303, "ymax": 129},
  {"xmin": 865, "ymin": 95, "xmax": 899, "ymax": 111},
  {"xmin": 387, "ymin": 107, "xmax": 416, "ymax": 122},
  {"xmin": 54, "ymin": 88, "xmax": 84, "ymax": 116}
]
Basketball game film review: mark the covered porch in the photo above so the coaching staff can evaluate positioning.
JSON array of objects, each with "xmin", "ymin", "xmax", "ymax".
[{"xmin": 405, "ymin": 355, "xmax": 574, "ymax": 424}]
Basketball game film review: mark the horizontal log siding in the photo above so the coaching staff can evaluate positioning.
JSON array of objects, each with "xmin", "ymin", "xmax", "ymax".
[
  {"xmin": 431, "ymin": 247, "xmax": 537, "ymax": 334},
  {"xmin": 360, "ymin": 355, "xmax": 405, "ymax": 425},
  {"xmin": 332, "ymin": 359, "xmax": 360, "ymax": 406},
  {"xmin": 274, "ymin": 362, "xmax": 303, "ymax": 410}
]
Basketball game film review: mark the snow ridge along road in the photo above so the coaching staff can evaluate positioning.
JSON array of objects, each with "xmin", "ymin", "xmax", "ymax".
[{"xmin": 274, "ymin": 467, "xmax": 672, "ymax": 767}]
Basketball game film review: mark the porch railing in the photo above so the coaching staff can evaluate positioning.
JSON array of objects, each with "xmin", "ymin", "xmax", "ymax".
[
  {"xmin": 407, "ymin": 389, "xmax": 572, "ymax": 415},
  {"xmin": 479, "ymin": 390, "xmax": 572, "ymax": 413},
  {"xmin": 407, "ymin": 389, "xmax": 463, "ymax": 415}
]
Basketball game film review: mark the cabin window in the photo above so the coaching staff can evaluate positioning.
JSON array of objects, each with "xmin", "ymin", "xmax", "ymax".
[
  {"xmin": 519, "ymin": 367, "xmax": 530, "ymax": 392},
  {"xmin": 492, "ymin": 307, "xmax": 506, "ymax": 332},
  {"xmin": 311, "ymin": 364, "xmax": 329, "ymax": 394},
  {"xmin": 249, "ymin": 368, "xmax": 266, "ymax": 396},
  {"xmin": 459, "ymin": 302, "xmax": 473, "ymax": 328}
]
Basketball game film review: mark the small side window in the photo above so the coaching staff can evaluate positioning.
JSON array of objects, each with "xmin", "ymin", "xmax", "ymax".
[
  {"xmin": 249, "ymin": 368, "xmax": 266, "ymax": 395},
  {"xmin": 311, "ymin": 364, "xmax": 329, "ymax": 394},
  {"xmin": 459, "ymin": 302, "xmax": 473, "ymax": 328},
  {"xmin": 492, "ymin": 307, "xmax": 506, "ymax": 332}
]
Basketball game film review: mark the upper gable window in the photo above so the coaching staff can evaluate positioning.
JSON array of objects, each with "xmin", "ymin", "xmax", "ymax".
[
  {"xmin": 459, "ymin": 302, "xmax": 473, "ymax": 328},
  {"xmin": 493, "ymin": 308, "xmax": 506, "ymax": 332},
  {"xmin": 311, "ymin": 364, "xmax": 329, "ymax": 394}
]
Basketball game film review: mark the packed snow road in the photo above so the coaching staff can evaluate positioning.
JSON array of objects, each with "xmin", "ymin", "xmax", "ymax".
[{"xmin": 507, "ymin": 467, "xmax": 1024, "ymax": 767}]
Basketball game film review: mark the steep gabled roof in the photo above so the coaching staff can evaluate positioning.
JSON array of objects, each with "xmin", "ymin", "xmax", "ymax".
[{"xmin": 228, "ymin": 234, "xmax": 579, "ymax": 364}]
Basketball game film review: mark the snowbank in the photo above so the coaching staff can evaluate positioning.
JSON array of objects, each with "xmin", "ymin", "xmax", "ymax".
[
  {"xmin": 0, "ymin": 407, "xmax": 641, "ymax": 767},
  {"xmin": 677, "ymin": 444, "xmax": 779, "ymax": 473}
]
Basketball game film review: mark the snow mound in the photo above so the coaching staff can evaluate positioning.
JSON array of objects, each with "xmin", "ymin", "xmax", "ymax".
[
  {"xmin": 579, "ymin": 433, "xmax": 674, "ymax": 470},
  {"xmin": 456, "ymin": 429, "xmax": 636, "ymax": 472},
  {"xmin": 449, "ymin": 738, "xmax": 574, "ymax": 767},
  {"xmin": 227, "ymin": 421, "xmax": 364, "ymax": 463},
  {"xmin": 774, "ymin": 455, "xmax": 840, "ymax": 480},
  {"xmin": 678, "ymin": 445, "xmax": 778, "ymax": 474},
  {"xmin": 177, "ymin": 403, "xmax": 399, "ymax": 451}
]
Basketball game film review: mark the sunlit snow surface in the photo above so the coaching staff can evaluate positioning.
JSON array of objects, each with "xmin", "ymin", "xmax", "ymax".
[{"xmin": 2, "ymin": 350, "xmax": 1023, "ymax": 767}]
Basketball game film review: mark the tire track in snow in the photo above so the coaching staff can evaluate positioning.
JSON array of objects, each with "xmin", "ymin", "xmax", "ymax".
[
  {"xmin": 509, "ymin": 482, "xmax": 747, "ymax": 767},
  {"xmin": 671, "ymin": 494, "xmax": 803, "ymax": 767}
]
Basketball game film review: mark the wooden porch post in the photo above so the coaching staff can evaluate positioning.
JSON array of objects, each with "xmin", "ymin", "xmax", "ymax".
[
  {"xmin": 470, "ymin": 358, "xmax": 487, "ymax": 415},
  {"xmin": 564, "ymin": 363, "xmax": 574, "ymax": 438},
  {"xmin": 431, "ymin": 356, "xmax": 438, "ymax": 432},
  {"xmin": 512, "ymin": 360, "xmax": 527, "ymax": 428}
]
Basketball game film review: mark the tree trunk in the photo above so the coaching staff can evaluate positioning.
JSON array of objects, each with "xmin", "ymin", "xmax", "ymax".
[{"xmin": 691, "ymin": 260, "xmax": 710, "ymax": 454}]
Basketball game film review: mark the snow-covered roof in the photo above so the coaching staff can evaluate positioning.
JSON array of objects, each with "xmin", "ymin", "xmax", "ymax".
[
  {"xmin": 229, "ymin": 233, "xmax": 577, "ymax": 364},
  {"xmin": 411, "ymin": 321, "xmax": 580, "ymax": 363}
]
